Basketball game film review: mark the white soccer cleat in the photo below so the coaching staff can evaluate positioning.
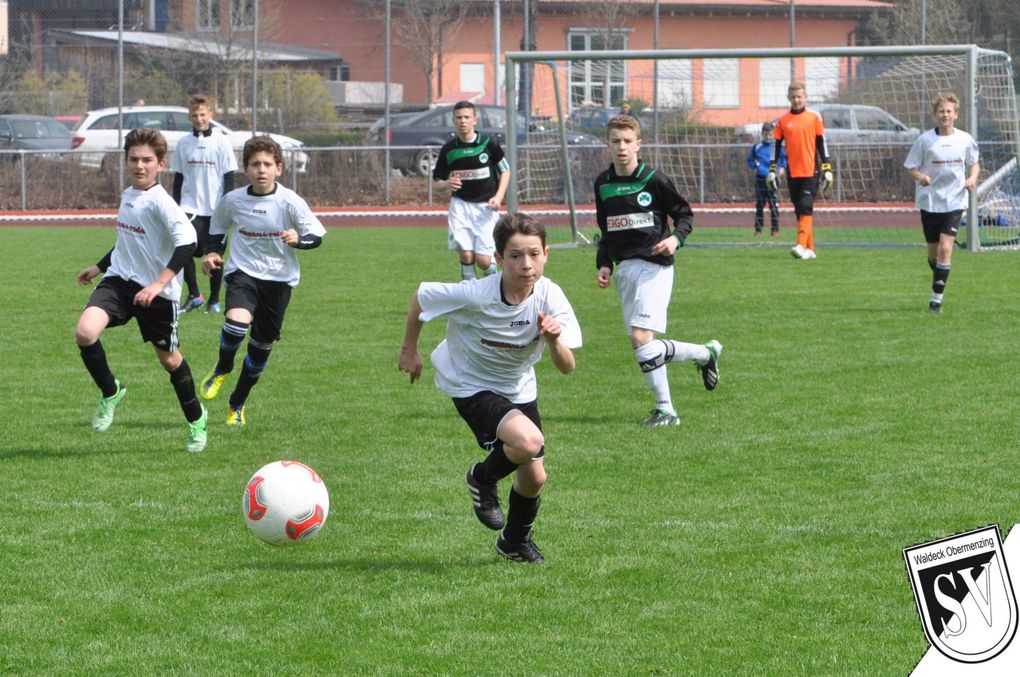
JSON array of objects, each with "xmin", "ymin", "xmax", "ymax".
[
  {"xmin": 801, "ymin": 248, "xmax": 817, "ymax": 260},
  {"xmin": 791, "ymin": 244, "xmax": 805, "ymax": 259}
]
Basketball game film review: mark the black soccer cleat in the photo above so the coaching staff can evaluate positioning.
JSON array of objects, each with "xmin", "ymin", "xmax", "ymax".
[
  {"xmin": 699, "ymin": 339, "xmax": 722, "ymax": 391},
  {"xmin": 496, "ymin": 535, "xmax": 545, "ymax": 564},
  {"xmin": 928, "ymin": 301, "xmax": 943, "ymax": 314},
  {"xmin": 466, "ymin": 464, "xmax": 504, "ymax": 530}
]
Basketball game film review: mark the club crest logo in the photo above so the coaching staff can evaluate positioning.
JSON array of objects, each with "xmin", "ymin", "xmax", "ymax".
[
  {"xmin": 904, "ymin": 525, "xmax": 1017, "ymax": 663},
  {"xmin": 637, "ymin": 191, "xmax": 652, "ymax": 207},
  {"xmin": 479, "ymin": 153, "xmax": 489, "ymax": 164}
]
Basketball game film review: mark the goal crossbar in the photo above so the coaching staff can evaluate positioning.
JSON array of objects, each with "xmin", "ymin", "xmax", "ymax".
[{"xmin": 504, "ymin": 44, "xmax": 1020, "ymax": 250}]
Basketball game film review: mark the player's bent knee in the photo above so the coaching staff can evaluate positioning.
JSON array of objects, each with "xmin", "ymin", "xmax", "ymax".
[{"xmin": 156, "ymin": 350, "xmax": 183, "ymax": 372}]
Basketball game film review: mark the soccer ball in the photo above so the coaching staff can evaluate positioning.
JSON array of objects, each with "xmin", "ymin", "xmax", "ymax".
[{"xmin": 242, "ymin": 460, "xmax": 329, "ymax": 546}]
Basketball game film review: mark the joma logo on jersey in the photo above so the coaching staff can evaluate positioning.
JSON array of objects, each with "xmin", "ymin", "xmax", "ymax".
[
  {"xmin": 904, "ymin": 525, "xmax": 1018, "ymax": 663},
  {"xmin": 606, "ymin": 212, "xmax": 654, "ymax": 231},
  {"xmin": 509, "ymin": 320, "xmax": 531, "ymax": 327},
  {"xmin": 251, "ymin": 209, "xmax": 268, "ymax": 215}
]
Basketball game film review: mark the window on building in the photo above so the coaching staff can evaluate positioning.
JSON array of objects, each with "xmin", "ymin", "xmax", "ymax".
[
  {"xmin": 326, "ymin": 65, "xmax": 350, "ymax": 82},
  {"xmin": 230, "ymin": 0, "xmax": 255, "ymax": 29},
  {"xmin": 759, "ymin": 58, "xmax": 789, "ymax": 108},
  {"xmin": 196, "ymin": 0, "xmax": 220, "ymax": 31},
  {"xmin": 805, "ymin": 57, "xmax": 840, "ymax": 102},
  {"xmin": 567, "ymin": 30, "xmax": 626, "ymax": 108},
  {"xmin": 703, "ymin": 59, "xmax": 738, "ymax": 108},
  {"xmin": 656, "ymin": 60, "xmax": 693, "ymax": 108}
]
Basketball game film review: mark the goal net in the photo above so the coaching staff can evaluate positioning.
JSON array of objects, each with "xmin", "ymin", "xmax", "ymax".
[{"xmin": 504, "ymin": 46, "xmax": 1020, "ymax": 249}]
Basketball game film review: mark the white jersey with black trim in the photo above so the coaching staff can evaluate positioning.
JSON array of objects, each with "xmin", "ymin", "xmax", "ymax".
[
  {"xmin": 170, "ymin": 130, "xmax": 238, "ymax": 215},
  {"xmin": 211, "ymin": 183, "xmax": 325, "ymax": 287},
  {"xmin": 106, "ymin": 184, "xmax": 196, "ymax": 301},
  {"xmin": 417, "ymin": 274, "xmax": 582, "ymax": 403},
  {"xmin": 904, "ymin": 128, "xmax": 979, "ymax": 213}
]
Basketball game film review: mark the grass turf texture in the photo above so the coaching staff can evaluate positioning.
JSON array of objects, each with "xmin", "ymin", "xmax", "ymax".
[{"xmin": 1, "ymin": 225, "xmax": 1018, "ymax": 674}]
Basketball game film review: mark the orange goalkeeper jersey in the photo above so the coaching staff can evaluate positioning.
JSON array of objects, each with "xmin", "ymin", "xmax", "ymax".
[{"xmin": 774, "ymin": 108, "xmax": 826, "ymax": 178}]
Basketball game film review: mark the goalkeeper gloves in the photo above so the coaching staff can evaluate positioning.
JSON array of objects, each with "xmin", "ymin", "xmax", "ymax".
[
  {"xmin": 766, "ymin": 164, "xmax": 778, "ymax": 192},
  {"xmin": 820, "ymin": 162, "xmax": 834, "ymax": 192}
]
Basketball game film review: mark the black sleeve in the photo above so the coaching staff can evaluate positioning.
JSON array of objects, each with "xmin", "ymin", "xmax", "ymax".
[
  {"xmin": 166, "ymin": 243, "xmax": 197, "ymax": 273},
  {"xmin": 172, "ymin": 173, "xmax": 183, "ymax": 204},
  {"xmin": 663, "ymin": 177, "xmax": 694, "ymax": 245},
  {"xmin": 207, "ymin": 233, "xmax": 226, "ymax": 256},
  {"xmin": 222, "ymin": 172, "xmax": 234, "ymax": 195},
  {"xmin": 96, "ymin": 248, "xmax": 114, "ymax": 272},
  {"xmin": 293, "ymin": 233, "xmax": 323, "ymax": 250},
  {"xmin": 817, "ymin": 135, "xmax": 830, "ymax": 164},
  {"xmin": 594, "ymin": 176, "xmax": 612, "ymax": 272},
  {"xmin": 772, "ymin": 140, "xmax": 783, "ymax": 166},
  {"xmin": 432, "ymin": 141, "xmax": 450, "ymax": 181}
]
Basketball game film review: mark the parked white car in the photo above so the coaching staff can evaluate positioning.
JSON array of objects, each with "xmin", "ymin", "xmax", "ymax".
[{"xmin": 70, "ymin": 105, "xmax": 309, "ymax": 173}]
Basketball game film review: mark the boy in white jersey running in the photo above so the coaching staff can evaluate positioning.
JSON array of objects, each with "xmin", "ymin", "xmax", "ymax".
[
  {"xmin": 75, "ymin": 127, "xmax": 208, "ymax": 453},
  {"xmin": 198, "ymin": 136, "xmax": 325, "ymax": 426},
  {"xmin": 398, "ymin": 213, "xmax": 581, "ymax": 564},
  {"xmin": 171, "ymin": 93, "xmax": 237, "ymax": 314},
  {"xmin": 904, "ymin": 91, "xmax": 980, "ymax": 313}
]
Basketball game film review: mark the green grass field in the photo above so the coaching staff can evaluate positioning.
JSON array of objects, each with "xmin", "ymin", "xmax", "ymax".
[{"xmin": 2, "ymin": 226, "xmax": 1018, "ymax": 674}]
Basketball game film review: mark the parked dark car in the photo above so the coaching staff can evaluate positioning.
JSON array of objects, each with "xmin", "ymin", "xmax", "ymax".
[
  {"xmin": 368, "ymin": 104, "xmax": 599, "ymax": 176},
  {"xmin": 567, "ymin": 106, "xmax": 620, "ymax": 133},
  {"xmin": 0, "ymin": 114, "xmax": 72, "ymax": 162}
]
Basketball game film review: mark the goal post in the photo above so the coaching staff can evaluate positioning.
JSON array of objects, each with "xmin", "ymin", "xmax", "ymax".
[{"xmin": 504, "ymin": 45, "xmax": 1020, "ymax": 250}]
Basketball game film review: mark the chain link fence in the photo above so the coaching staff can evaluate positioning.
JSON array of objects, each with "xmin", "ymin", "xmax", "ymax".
[{"xmin": 1, "ymin": 0, "xmax": 1019, "ymax": 211}]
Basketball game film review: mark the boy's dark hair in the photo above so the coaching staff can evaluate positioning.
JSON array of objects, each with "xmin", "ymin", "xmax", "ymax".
[
  {"xmin": 188, "ymin": 93, "xmax": 214, "ymax": 111},
  {"xmin": 243, "ymin": 135, "xmax": 284, "ymax": 167},
  {"xmin": 761, "ymin": 121, "xmax": 774, "ymax": 134},
  {"xmin": 607, "ymin": 114, "xmax": 641, "ymax": 139},
  {"xmin": 453, "ymin": 100, "xmax": 476, "ymax": 113},
  {"xmin": 494, "ymin": 212, "xmax": 547, "ymax": 254},
  {"xmin": 124, "ymin": 127, "xmax": 168, "ymax": 161}
]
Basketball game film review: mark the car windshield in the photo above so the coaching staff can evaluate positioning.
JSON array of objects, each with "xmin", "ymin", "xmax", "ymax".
[{"xmin": 11, "ymin": 119, "xmax": 68, "ymax": 139}]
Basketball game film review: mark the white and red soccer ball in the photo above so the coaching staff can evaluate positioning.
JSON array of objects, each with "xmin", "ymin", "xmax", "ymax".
[{"xmin": 242, "ymin": 460, "xmax": 329, "ymax": 546}]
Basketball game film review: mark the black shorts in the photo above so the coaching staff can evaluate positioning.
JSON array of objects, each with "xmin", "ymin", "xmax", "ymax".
[
  {"xmin": 452, "ymin": 391, "xmax": 544, "ymax": 458},
  {"xmin": 920, "ymin": 210, "xmax": 963, "ymax": 244},
  {"xmin": 787, "ymin": 176, "xmax": 819, "ymax": 216},
  {"xmin": 185, "ymin": 214, "xmax": 212, "ymax": 257},
  {"xmin": 86, "ymin": 275, "xmax": 180, "ymax": 351},
  {"xmin": 224, "ymin": 270, "xmax": 292, "ymax": 344}
]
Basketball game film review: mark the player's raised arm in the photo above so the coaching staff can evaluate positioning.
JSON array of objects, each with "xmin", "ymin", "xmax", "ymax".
[{"xmin": 538, "ymin": 313, "xmax": 576, "ymax": 375}]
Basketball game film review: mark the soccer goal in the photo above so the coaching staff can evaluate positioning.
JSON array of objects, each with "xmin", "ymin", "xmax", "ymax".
[{"xmin": 504, "ymin": 45, "xmax": 1020, "ymax": 250}]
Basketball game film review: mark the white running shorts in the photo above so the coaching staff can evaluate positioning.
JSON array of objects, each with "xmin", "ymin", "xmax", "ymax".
[
  {"xmin": 448, "ymin": 196, "xmax": 498, "ymax": 255},
  {"xmin": 614, "ymin": 258, "xmax": 674, "ymax": 335}
]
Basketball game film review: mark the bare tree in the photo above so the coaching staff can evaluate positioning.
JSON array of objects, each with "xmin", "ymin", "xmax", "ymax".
[
  {"xmin": 857, "ymin": 0, "xmax": 978, "ymax": 47},
  {"xmin": 391, "ymin": 0, "xmax": 471, "ymax": 104}
]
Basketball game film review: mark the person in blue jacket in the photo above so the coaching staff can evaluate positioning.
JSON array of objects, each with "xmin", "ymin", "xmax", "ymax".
[{"xmin": 747, "ymin": 121, "xmax": 787, "ymax": 236}]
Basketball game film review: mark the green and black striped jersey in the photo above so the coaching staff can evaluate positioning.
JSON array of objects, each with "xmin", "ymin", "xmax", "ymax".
[
  {"xmin": 433, "ymin": 134, "xmax": 508, "ymax": 203},
  {"xmin": 594, "ymin": 161, "xmax": 693, "ymax": 272}
]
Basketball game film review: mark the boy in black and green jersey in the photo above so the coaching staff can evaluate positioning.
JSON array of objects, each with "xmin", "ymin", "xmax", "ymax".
[
  {"xmin": 594, "ymin": 115, "xmax": 722, "ymax": 427},
  {"xmin": 433, "ymin": 100, "xmax": 510, "ymax": 280}
]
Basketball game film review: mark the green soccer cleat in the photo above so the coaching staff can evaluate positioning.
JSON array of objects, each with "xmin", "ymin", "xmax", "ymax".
[
  {"xmin": 641, "ymin": 409, "xmax": 681, "ymax": 427},
  {"xmin": 199, "ymin": 370, "xmax": 229, "ymax": 401},
  {"xmin": 226, "ymin": 404, "xmax": 246, "ymax": 427},
  {"xmin": 92, "ymin": 380, "xmax": 126, "ymax": 433},
  {"xmin": 185, "ymin": 405, "xmax": 208, "ymax": 453},
  {"xmin": 699, "ymin": 340, "xmax": 722, "ymax": 391}
]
